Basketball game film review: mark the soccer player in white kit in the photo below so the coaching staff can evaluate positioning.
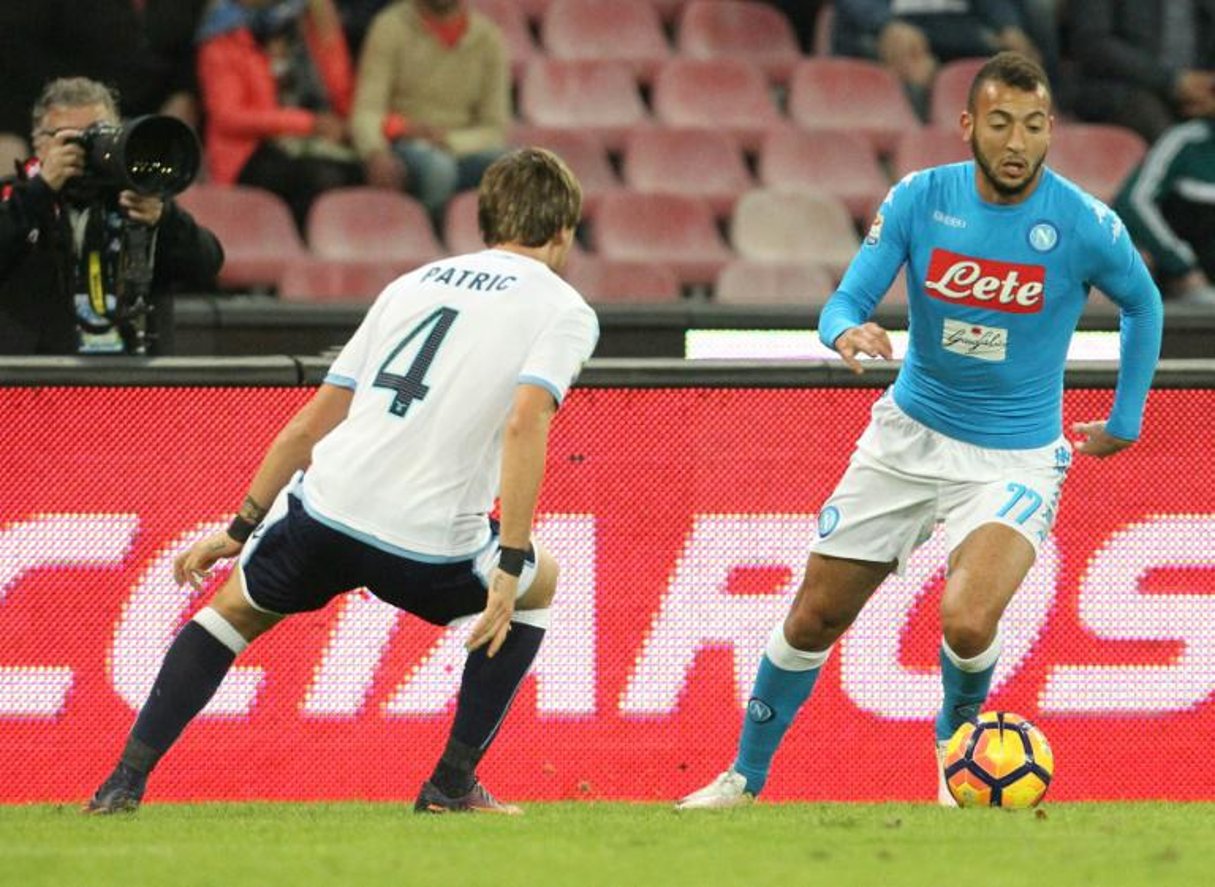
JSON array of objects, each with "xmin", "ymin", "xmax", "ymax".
[{"xmin": 86, "ymin": 148, "xmax": 599, "ymax": 815}]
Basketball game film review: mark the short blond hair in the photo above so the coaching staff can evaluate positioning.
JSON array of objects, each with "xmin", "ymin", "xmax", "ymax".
[{"xmin": 478, "ymin": 147, "xmax": 583, "ymax": 248}]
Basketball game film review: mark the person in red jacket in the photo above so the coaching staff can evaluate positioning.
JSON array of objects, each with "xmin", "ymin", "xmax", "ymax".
[{"xmin": 197, "ymin": 0, "xmax": 365, "ymax": 231}]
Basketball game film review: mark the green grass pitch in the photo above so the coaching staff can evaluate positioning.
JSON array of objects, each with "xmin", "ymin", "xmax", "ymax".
[{"xmin": 2, "ymin": 802, "xmax": 1212, "ymax": 887}]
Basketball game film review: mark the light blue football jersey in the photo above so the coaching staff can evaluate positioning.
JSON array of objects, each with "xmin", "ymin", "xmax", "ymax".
[{"xmin": 819, "ymin": 162, "xmax": 1163, "ymax": 449}]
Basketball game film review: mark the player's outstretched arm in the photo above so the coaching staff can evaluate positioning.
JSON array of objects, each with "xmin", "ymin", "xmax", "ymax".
[
  {"xmin": 1071, "ymin": 420, "xmax": 1136, "ymax": 459},
  {"xmin": 467, "ymin": 384, "xmax": 557, "ymax": 657},
  {"xmin": 833, "ymin": 322, "xmax": 894, "ymax": 374},
  {"xmin": 173, "ymin": 383, "xmax": 354, "ymax": 589}
]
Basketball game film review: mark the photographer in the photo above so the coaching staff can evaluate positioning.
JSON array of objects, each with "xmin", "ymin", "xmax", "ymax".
[{"xmin": 0, "ymin": 77, "xmax": 223, "ymax": 355}]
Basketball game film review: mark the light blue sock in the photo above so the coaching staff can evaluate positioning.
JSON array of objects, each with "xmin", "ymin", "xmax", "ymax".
[
  {"xmin": 935, "ymin": 632, "xmax": 1001, "ymax": 742},
  {"xmin": 732, "ymin": 625, "xmax": 829, "ymax": 796}
]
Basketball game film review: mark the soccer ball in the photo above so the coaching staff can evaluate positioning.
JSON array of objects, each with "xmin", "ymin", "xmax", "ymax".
[{"xmin": 943, "ymin": 711, "xmax": 1054, "ymax": 808}]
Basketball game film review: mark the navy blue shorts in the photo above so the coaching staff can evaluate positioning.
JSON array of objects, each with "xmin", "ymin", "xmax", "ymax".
[{"xmin": 239, "ymin": 494, "xmax": 523, "ymax": 625}]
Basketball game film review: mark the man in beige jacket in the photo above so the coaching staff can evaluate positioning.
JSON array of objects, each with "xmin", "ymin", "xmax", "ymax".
[{"xmin": 353, "ymin": 0, "xmax": 509, "ymax": 219}]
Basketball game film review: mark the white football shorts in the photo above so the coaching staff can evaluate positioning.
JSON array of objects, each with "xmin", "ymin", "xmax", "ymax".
[{"xmin": 810, "ymin": 391, "xmax": 1072, "ymax": 574}]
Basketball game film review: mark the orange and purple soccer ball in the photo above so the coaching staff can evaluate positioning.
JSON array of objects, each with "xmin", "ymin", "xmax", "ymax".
[{"xmin": 943, "ymin": 711, "xmax": 1054, "ymax": 808}]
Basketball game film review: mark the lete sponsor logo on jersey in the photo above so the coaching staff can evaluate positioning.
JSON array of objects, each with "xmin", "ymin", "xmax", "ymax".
[{"xmin": 923, "ymin": 249, "xmax": 1045, "ymax": 313}]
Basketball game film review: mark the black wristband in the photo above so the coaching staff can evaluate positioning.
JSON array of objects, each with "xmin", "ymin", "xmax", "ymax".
[
  {"xmin": 226, "ymin": 514, "xmax": 258, "ymax": 544},
  {"xmin": 497, "ymin": 546, "xmax": 528, "ymax": 578}
]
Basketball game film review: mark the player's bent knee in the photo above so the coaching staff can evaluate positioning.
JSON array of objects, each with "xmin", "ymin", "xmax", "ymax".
[
  {"xmin": 783, "ymin": 604, "xmax": 849, "ymax": 652},
  {"xmin": 940, "ymin": 614, "xmax": 998, "ymax": 660},
  {"xmin": 210, "ymin": 574, "xmax": 282, "ymax": 643}
]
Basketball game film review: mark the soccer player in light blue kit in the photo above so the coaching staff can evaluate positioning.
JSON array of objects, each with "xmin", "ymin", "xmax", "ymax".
[{"xmin": 678, "ymin": 52, "xmax": 1163, "ymax": 809}]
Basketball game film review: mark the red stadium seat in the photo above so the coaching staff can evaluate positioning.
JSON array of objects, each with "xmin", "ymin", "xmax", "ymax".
[
  {"xmin": 176, "ymin": 183, "xmax": 306, "ymax": 290},
  {"xmin": 0, "ymin": 133, "xmax": 29, "ymax": 175},
  {"xmin": 519, "ymin": 59, "xmax": 651, "ymax": 152},
  {"xmin": 278, "ymin": 258, "xmax": 412, "ymax": 304},
  {"xmin": 652, "ymin": 57, "xmax": 786, "ymax": 151},
  {"xmin": 1048, "ymin": 124, "xmax": 1147, "ymax": 203},
  {"xmin": 593, "ymin": 192, "xmax": 732, "ymax": 286},
  {"xmin": 714, "ymin": 259, "xmax": 837, "ymax": 306},
  {"xmin": 892, "ymin": 126, "xmax": 970, "ymax": 179},
  {"xmin": 508, "ymin": 125, "xmax": 622, "ymax": 214},
  {"xmin": 730, "ymin": 187, "xmax": 858, "ymax": 276},
  {"xmin": 759, "ymin": 128, "xmax": 889, "ymax": 223},
  {"xmin": 541, "ymin": 0, "xmax": 671, "ymax": 83},
  {"xmin": 469, "ymin": 0, "xmax": 537, "ymax": 81},
  {"xmin": 789, "ymin": 58, "xmax": 920, "ymax": 156},
  {"xmin": 622, "ymin": 127, "xmax": 753, "ymax": 216},
  {"xmin": 676, "ymin": 1, "xmax": 801, "ymax": 85},
  {"xmin": 442, "ymin": 189, "xmax": 485, "ymax": 256},
  {"xmin": 650, "ymin": 0, "xmax": 689, "ymax": 22},
  {"xmin": 929, "ymin": 57, "xmax": 986, "ymax": 127},
  {"xmin": 306, "ymin": 187, "xmax": 443, "ymax": 268},
  {"xmin": 564, "ymin": 255, "xmax": 682, "ymax": 302}
]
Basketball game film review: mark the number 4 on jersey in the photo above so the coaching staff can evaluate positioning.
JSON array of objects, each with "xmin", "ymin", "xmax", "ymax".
[{"xmin": 373, "ymin": 307, "xmax": 459, "ymax": 417}]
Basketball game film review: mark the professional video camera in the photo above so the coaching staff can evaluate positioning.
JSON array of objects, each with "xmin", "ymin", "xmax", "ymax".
[{"xmin": 69, "ymin": 113, "xmax": 200, "ymax": 198}]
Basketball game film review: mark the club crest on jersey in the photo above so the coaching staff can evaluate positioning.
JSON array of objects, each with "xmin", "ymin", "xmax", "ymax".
[
  {"xmin": 1028, "ymin": 222, "xmax": 1058, "ymax": 252},
  {"xmin": 817, "ymin": 505, "xmax": 840, "ymax": 537},
  {"xmin": 923, "ymin": 249, "xmax": 1045, "ymax": 313}
]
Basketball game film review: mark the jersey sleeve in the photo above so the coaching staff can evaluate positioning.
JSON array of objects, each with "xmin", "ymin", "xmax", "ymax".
[
  {"xmin": 324, "ymin": 293, "xmax": 387, "ymax": 390},
  {"xmin": 818, "ymin": 172, "xmax": 917, "ymax": 349},
  {"xmin": 1076, "ymin": 198, "xmax": 1164, "ymax": 441},
  {"xmin": 518, "ymin": 301, "xmax": 599, "ymax": 406}
]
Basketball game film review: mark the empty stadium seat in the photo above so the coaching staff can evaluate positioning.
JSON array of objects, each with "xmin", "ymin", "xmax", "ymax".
[
  {"xmin": 714, "ymin": 259, "xmax": 837, "ymax": 306},
  {"xmin": 564, "ymin": 255, "xmax": 682, "ymax": 302},
  {"xmin": 0, "ymin": 132, "xmax": 29, "ymax": 175},
  {"xmin": 929, "ymin": 57, "xmax": 986, "ymax": 127},
  {"xmin": 508, "ymin": 125, "xmax": 622, "ymax": 213},
  {"xmin": 788, "ymin": 58, "xmax": 920, "ymax": 156},
  {"xmin": 730, "ymin": 188, "xmax": 858, "ymax": 275},
  {"xmin": 278, "ymin": 258, "xmax": 412, "ymax": 304},
  {"xmin": 519, "ymin": 59, "xmax": 651, "ymax": 151},
  {"xmin": 1048, "ymin": 124, "xmax": 1147, "ymax": 203},
  {"xmin": 676, "ymin": 1, "xmax": 801, "ymax": 85},
  {"xmin": 442, "ymin": 190, "xmax": 485, "ymax": 256},
  {"xmin": 652, "ymin": 57, "xmax": 786, "ymax": 151},
  {"xmin": 306, "ymin": 187, "xmax": 443, "ymax": 268},
  {"xmin": 759, "ymin": 129, "xmax": 889, "ymax": 223},
  {"xmin": 176, "ymin": 183, "xmax": 306, "ymax": 290},
  {"xmin": 593, "ymin": 192, "xmax": 732, "ymax": 286},
  {"xmin": 541, "ymin": 0, "xmax": 671, "ymax": 82},
  {"xmin": 622, "ymin": 127, "xmax": 753, "ymax": 216},
  {"xmin": 470, "ymin": 0, "xmax": 537, "ymax": 81},
  {"xmin": 892, "ymin": 126, "xmax": 970, "ymax": 179}
]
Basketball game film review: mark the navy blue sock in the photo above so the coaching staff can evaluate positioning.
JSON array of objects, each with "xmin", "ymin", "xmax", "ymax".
[
  {"xmin": 935, "ymin": 642, "xmax": 998, "ymax": 743},
  {"xmin": 121, "ymin": 621, "xmax": 237, "ymax": 774},
  {"xmin": 431, "ymin": 621, "xmax": 545, "ymax": 796},
  {"xmin": 733, "ymin": 654, "xmax": 821, "ymax": 796}
]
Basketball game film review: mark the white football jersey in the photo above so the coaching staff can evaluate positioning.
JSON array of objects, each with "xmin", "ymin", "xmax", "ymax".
[{"xmin": 300, "ymin": 248, "xmax": 599, "ymax": 560}]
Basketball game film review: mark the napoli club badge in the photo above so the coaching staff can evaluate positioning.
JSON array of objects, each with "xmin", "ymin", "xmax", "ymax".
[{"xmin": 1028, "ymin": 222, "xmax": 1058, "ymax": 252}]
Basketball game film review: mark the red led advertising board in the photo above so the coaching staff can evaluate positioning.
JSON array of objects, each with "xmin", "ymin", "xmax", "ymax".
[{"xmin": 0, "ymin": 387, "xmax": 1211, "ymax": 803}]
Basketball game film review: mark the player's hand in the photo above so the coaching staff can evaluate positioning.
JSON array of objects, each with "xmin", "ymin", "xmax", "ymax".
[
  {"xmin": 466, "ymin": 569, "xmax": 517, "ymax": 657},
  {"xmin": 37, "ymin": 130, "xmax": 86, "ymax": 192},
  {"xmin": 173, "ymin": 530, "xmax": 243, "ymax": 591},
  {"xmin": 834, "ymin": 322, "xmax": 893, "ymax": 374},
  {"xmin": 119, "ymin": 190, "xmax": 164, "ymax": 226},
  {"xmin": 1071, "ymin": 420, "xmax": 1135, "ymax": 458}
]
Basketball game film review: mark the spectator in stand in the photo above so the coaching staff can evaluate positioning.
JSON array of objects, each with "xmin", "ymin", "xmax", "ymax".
[
  {"xmin": 0, "ymin": 1, "xmax": 208, "ymax": 148},
  {"xmin": 832, "ymin": 0, "xmax": 1045, "ymax": 120},
  {"xmin": 352, "ymin": 0, "xmax": 509, "ymax": 221},
  {"xmin": 1068, "ymin": 0, "xmax": 1215, "ymax": 143},
  {"xmin": 1114, "ymin": 119, "xmax": 1215, "ymax": 307},
  {"xmin": 197, "ymin": 0, "xmax": 365, "ymax": 232},
  {"xmin": 766, "ymin": 0, "xmax": 831, "ymax": 54}
]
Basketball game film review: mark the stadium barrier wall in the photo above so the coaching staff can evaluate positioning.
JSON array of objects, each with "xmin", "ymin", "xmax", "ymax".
[{"xmin": 0, "ymin": 358, "xmax": 1212, "ymax": 803}]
